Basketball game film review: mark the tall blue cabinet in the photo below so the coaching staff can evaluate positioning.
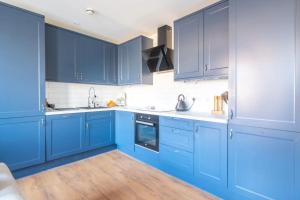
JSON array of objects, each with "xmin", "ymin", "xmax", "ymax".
[
  {"xmin": 0, "ymin": 3, "xmax": 45, "ymax": 118},
  {"xmin": 228, "ymin": 0, "xmax": 300, "ymax": 199},
  {"xmin": 0, "ymin": 2, "xmax": 46, "ymax": 171}
]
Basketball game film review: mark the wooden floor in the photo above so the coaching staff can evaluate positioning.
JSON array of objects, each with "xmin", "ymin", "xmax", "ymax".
[{"xmin": 17, "ymin": 150, "xmax": 218, "ymax": 200}]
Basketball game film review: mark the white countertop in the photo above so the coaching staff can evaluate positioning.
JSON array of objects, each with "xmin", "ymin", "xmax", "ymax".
[{"xmin": 46, "ymin": 107, "xmax": 228, "ymax": 124}]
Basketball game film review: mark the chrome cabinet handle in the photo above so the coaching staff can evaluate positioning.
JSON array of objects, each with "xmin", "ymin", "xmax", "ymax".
[
  {"xmin": 205, "ymin": 64, "xmax": 208, "ymax": 71},
  {"xmin": 230, "ymin": 110, "xmax": 234, "ymax": 120},
  {"xmin": 86, "ymin": 123, "xmax": 89, "ymax": 129},
  {"xmin": 229, "ymin": 129, "xmax": 233, "ymax": 139}
]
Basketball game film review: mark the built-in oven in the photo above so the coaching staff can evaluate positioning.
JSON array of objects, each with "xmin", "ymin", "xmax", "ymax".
[{"xmin": 135, "ymin": 113, "xmax": 159, "ymax": 152}]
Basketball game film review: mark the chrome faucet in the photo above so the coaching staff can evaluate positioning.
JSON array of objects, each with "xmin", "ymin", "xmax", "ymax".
[{"xmin": 88, "ymin": 87, "xmax": 96, "ymax": 108}]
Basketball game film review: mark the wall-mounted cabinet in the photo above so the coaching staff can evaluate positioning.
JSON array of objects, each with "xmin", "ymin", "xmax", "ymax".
[
  {"xmin": 174, "ymin": 1, "xmax": 229, "ymax": 81},
  {"xmin": 118, "ymin": 36, "xmax": 153, "ymax": 85},
  {"xmin": 45, "ymin": 24, "xmax": 118, "ymax": 85}
]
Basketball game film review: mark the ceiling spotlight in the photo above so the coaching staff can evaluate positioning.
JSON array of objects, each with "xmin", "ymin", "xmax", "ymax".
[{"xmin": 85, "ymin": 8, "xmax": 95, "ymax": 15}]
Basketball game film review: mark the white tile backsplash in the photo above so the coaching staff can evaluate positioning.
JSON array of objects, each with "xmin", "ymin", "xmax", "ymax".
[{"xmin": 46, "ymin": 71, "xmax": 228, "ymax": 113}]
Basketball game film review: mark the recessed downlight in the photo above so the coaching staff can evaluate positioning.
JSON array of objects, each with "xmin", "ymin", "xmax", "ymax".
[{"xmin": 85, "ymin": 8, "xmax": 95, "ymax": 15}]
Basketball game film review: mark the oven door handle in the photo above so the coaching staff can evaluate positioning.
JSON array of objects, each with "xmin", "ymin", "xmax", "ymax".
[{"xmin": 135, "ymin": 120, "xmax": 155, "ymax": 127}]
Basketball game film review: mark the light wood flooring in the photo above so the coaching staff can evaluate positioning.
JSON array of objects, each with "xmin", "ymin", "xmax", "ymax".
[{"xmin": 17, "ymin": 150, "xmax": 218, "ymax": 200}]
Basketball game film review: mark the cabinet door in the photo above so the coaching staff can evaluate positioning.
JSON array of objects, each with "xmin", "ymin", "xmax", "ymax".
[
  {"xmin": 118, "ymin": 44, "xmax": 129, "ymax": 84},
  {"xmin": 174, "ymin": 12, "xmax": 204, "ymax": 80},
  {"xmin": 204, "ymin": 1, "xmax": 229, "ymax": 77},
  {"xmin": 228, "ymin": 125, "xmax": 300, "ymax": 200},
  {"xmin": 0, "ymin": 117, "xmax": 45, "ymax": 171},
  {"xmin": 229, "ymin": 0, "xmax": 300, "ymax": 132},
  {"xmin": 45, "ymin": 25, "xmax": 77, "ymax": 83},
  {"xmin": 115, "ymin": 111, "xmax": 135, "ymax": 154},
  {"xmin": 77, "ymin": 37, "xmax": 104, "ymax": 83},
  {"xmin": 194, "ymin": 122, "xmax": 227, "ymax": 197},
  {"xmin": 105, "ymin": 43, "xmax": 118, "ymax": 84},
  {"xmin": 0, "ymin": 4, "xmax": 45, "ymax": 118},
  {"xmin": 127, "ymin": 38, "xmax": 141, "ymax": 84},
  {"xmin": 86, "ymin": 113, "xmax": 114, "ymax": 149},
  {"xmin": 46, "ymin": 113, "xmax": 85, "ymax": 161}
]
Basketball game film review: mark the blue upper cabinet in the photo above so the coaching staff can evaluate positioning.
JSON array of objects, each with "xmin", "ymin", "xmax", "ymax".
[
  {"xmin": 76, "ymin": 37, "xmax": 105, "ymax": 84},
  {"xmin": 0, "ymin": 116, "xmax": 45, "ymax": 171},
  {"xmin": 194, "ymin": 121, "xmax": 227, "ymax": 198},
  {"xmin": 118, "ymin": 36, "xmax": 153, "ymax": 85},
  {"xmin": 46, "ymin": 113, "xmax": 85, "ymax": 161},
  {"xmin": 115, "ymin": 111, "xmax": 135, "ymax": 154},
  {"xmin": 85, "ymin": 112, "xmax": 115, "ymax": 150},
  {"xmin": 174, "ymin": 1, "xmax": 229, "ymax": 81},
  {"xmin": 104, "ymin": 43, "xmax": 118, "ymax": 85},
  {"xmin": 45, "ymin": 25, "xmax": 77, "ymax": 83},
  {"xmin": 228, "ymin": 125, "xmax": 300, "ymax": 200},
  {"xmin": 204, "ymin": 1, "xmax": 229, "ymax": 78},
  {"xmin": 45, "ymin": 24, "xmax": 117, "ymax": 85},
  {"xmin": 0, "ymin": 3, "xmax": 45, "ymax": 118},
  {"xmin": 229, "ymin": 0, "xmax": 300, "ymax": 132},
  {"xmin": 174, "ymin": 12, "xmax": 204, "ymax": 80}
]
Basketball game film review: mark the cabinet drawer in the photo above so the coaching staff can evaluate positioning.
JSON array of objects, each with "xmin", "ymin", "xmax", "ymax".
[
  {"xmin": 160, "ymin": 144, "xmax": 193, "ymax": 175},
  {"xmin": 160, "ymin": 126, "xmax": 193, "ymax": 152},
  {"xmin": 159, "ymin": 117, "xmax": 194, "ymax": 131},
  {"xmin": 86, "ymin": 111, "xmax": 112, "ymax": 121}
]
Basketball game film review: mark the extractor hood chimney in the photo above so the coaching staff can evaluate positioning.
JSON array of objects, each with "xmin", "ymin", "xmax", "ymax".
[{"xmin": 143, "ymin": 25, "xmax": 174, "ymax": 72}]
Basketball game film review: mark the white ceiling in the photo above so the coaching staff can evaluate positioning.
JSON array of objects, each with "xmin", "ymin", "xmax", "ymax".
[{"xmin": 2, "ymin": 0, "xmax": 219, "ymax": 44}]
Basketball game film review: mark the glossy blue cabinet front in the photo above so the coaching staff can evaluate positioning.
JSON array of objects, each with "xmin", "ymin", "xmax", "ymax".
[
  {"xmin": 194, "ymin": 121, "xmax": 227, "ymax": 198},
  {"xmin": 228, "ymin": 125, "xmax": 300, "ymax": 200},
  {"xmin": 85, "ymin": 112, "xmax": 115, "ymax": 150},
  {"xmin": 0, "ymin": 117, "xmax": 45, "ymax": 171},
  {"xmin": 115, "ymin": 111, "xmax": 135, "ymax": 154},
  {"xmin": 46, "ymin": 114, "xmax": 85, "ymax": 161},
  {"xmin": 0, "ymin": 3, "xmax": 45, "ymax": 118}
]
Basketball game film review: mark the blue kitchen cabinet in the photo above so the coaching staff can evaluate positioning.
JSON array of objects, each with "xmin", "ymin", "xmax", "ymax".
[
  {"xmin": 0, "ymin": 116, "xmax": 45, "ymax": 171},
  {"xmin": 77, "ymin": 36, "xmax": 105, "ymax": 84},
  {"xmin": 228, "ymin": 125, "xmax": 300, "ymax": 200},
  {"xmin": 174, "ymin": 12, "xmax": 204, "ymax": 80},
  {"xmin": 0, "ymin": 3, "xmax": 45, "ymax": 118},
  {"xmin": 118, "ymin": 36, "xmax": 153, "ymax": 85},
  {"xmin": 115, "ymin": 111, "xmax": 135, "ymax": 154},
  {"xmin": 174, "ymin": 1, "xmax": 229, "ymax": 81},
  {"xmin": 45, "ymin": 24, "xmax": 77, "ymax": 83},
  {"xmin": 194, "ymin": 121, "xmax": 227, "ymax": 198},
  {"xmin": 85, "ymin": 112, "xmax": 115, "ymax": 150},
  {"xmin": 104, "ymin": 43, "xmax": 118, "ymax": 84},
  {"xmin": 46, "ymin": 113, "xmax": 85, "ymax": 161},
  {"xmin": 229, "ymin": 0, "xmax": 300, "ymax": 132},
  {"xmin": 204, "ymin": 1, "xmax": 229, "ymax": 77},
  {"xmin": 159, "ymin": 117, "xmax": 194, "ymax": 178}
]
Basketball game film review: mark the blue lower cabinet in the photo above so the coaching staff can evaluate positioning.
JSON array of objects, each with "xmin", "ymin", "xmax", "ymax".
[
  {"xmin": 46, "ymin": 113, "xmax": 85, "ymax": 161},
  {"xmin": 85, "ymin": 112, "xmax": 115, "ymax": 150},
  {"xmin": 228, "ymin": 125, "xmax": 300, "ymax": 200},
  {"xmin": 194, "ymin": 122, "xmax": 227, "ymax": 198},
  {"xmin": 159, "ymin": 144, "xmax": 193, "ymax": 177},
  {"xmin": 0, "ymin": 116, "xmax": 45, "ymax": 171},
  {"xmin": 115, "ymin": 111, "xmax": 135, "ymax": 155},
  {"xmin": 134, "ymin": 145, "xmax": 159, "ymax": 168}
]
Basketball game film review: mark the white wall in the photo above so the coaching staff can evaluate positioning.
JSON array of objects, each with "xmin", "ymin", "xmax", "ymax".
[{"xmin": 46, "ymin": 71, "xmax": 228, "ymax": 113}]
